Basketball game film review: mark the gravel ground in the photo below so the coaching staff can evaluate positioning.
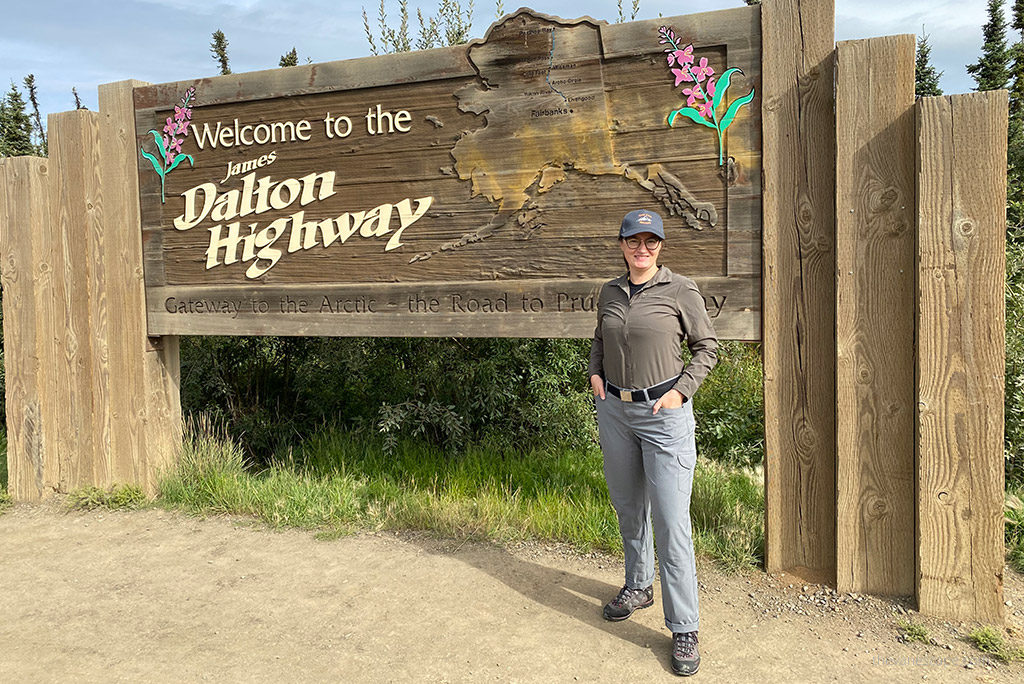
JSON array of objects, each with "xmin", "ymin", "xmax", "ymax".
[{"xmin": 1, "ymin": 499, "xmax": 1022, "ymax": 683}]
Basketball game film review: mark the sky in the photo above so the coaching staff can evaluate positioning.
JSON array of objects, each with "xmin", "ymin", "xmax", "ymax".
[{"xmin": 0, "ymin": 0, "xmax": 994, "ymax": 123}]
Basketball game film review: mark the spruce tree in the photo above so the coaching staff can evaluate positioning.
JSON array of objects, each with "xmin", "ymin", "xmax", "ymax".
[
  {"xmin": 915, "ymin": 32, "xmax": 943, "ymax": 98},
  {"xmin": 211, "ymin": 29, "xmax": 231, "ymax": 75},
  {"xmin": 279, "ymin": 48, "xmax": 299, "ymax": 67},
  {"xmin": 968, "ymin": 0, "xmax": 1010, "ymax": 91},
  {"xmin": 23, "ymin": 74, "xmax": 46, "ymax": 156},
  {"xmin": 1008, "ymin": 1, "xmax": 1024, "ymax": 229},
  {"xmin": 0, "ymin": 82, "xmax": 36, "ymax": 158}
]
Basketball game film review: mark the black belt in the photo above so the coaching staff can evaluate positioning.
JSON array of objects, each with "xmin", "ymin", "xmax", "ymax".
[{"xmin": 606, "ymin": 378, "xmax": 679, "ymax": 403}]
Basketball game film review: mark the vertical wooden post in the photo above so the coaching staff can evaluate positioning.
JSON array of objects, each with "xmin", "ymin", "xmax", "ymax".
[
  {"xmin": 46, "ymin": 111, "xmax": 103, "ymax": 491},
  {"xmin": 916, "ymin": 91, "xmax": 1007, "ymax": 622},
  {"xmin": 834, "ymin": 36, "xmax": 917, "ymax": 595},
  {"xmin": 97, "ymin": 80, "xmax": 181, "ymax": 494},
  {"xmin": 0, "ymin": 157, "xmax": 51, "ymax": 500},
  {"xmin": 761, "ymin": 0, "xmax": 837, "ymax": 580}
]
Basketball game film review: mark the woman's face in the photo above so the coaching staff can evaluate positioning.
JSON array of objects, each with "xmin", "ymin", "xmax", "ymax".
[{"xmin": 620, "ymin": 231, "xmax": 662, "ymax": 273}]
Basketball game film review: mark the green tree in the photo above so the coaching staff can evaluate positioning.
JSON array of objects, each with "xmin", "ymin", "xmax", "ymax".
[
  {"xmin": 22, "ymin": 74, "xmax": 46, "ymax": 155},
  {"xmin": 211, "ymin": 29, "xmax": 231, "ymax": 75},
  {"xmin": 968, "ymin": 0, "xmax": 1010, "ymax": 91},
  {"xmin": 616, "ymin": 0, "xmax": 640, "ymax": 23},
  {"xmin": 363, "ymin": 0, "xmax": 474, "ymax": 55},
  {"xmin": 1008, "ymin": 2, "xmax": 1024, "ymax": 228},
  {"xmin": 915, "ymin": 32, "xmax": 943, "ymax": 98},
  {"xmin": 279, "ymin": 48, "xmax": 299, "ymax": 67},
  {"xmin": 0, "ymin": 82, "xmax": 36, "ymax": 157}
]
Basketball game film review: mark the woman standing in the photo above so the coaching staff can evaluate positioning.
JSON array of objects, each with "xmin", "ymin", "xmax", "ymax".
[{"xmin": 588, "ymin": 209, "xmax": 718, "ymax": 676}]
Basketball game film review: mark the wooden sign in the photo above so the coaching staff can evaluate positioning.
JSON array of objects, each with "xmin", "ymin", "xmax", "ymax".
[{"xmin": 134, "ymin": 6, "xmax": 761, "ymax": 339}]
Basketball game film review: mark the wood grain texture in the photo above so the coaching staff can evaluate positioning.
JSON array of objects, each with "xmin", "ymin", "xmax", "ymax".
[
  {"xmin": 762, "ymin": 0, "xmax": 837, "ymax": 579},
  {"xmin": 834, "ymin": 36, "xmax": 916, "ymax": 596},
  {"xmin": 47, "ymin": 111, "xmax": 101, "ymax": 492},
  {"xmin": 134, "ymin": 8, "xmax": 761, "ymax": 340},
  {"xmin": 99, "ymin": 80, "xmax": 181, "ymax": 494},
  {"xmin": 916, "ymin": 92, "xmax": 1007, "ymax": 622},
  {"xmin": 144, "ymin": 275, "xmax": 756, "ymax": 339},
  {"xmin": 0, "ymin": 157, "xmax": 49, "ymax": 500}
]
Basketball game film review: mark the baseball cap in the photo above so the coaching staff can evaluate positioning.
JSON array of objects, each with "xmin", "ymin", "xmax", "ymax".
[{"xmin": 619, "ymin": 209, "xmax": 665, "ymax": 240}]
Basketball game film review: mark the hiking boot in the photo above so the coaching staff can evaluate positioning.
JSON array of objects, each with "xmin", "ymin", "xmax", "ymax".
[
  {"xmin": 602, "ymin": 584, "xmax": 654, "ymax": 621},
  {"xmin": 671, "ymin": 631, "xmax": 700, "ymax": 676}
]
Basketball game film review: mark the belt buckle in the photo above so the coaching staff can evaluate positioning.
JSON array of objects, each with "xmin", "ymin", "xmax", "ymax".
[{"xmin": 619, "ymin": 388, "xmax": 632, "ymax": 402}]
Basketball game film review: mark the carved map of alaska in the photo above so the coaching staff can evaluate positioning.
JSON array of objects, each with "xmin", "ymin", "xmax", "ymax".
[{"xmin": 413, "ymin": 9, "xmax": 717, "ymax": 262}]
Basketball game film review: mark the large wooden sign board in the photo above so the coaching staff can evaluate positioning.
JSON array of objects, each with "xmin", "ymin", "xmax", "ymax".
[{"xmin": 134, "ymin": 6, "xmax": 761, "ymax": 339}]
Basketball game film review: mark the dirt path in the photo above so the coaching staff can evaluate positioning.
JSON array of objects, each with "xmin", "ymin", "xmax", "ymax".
[{"xmin": 1, "ymin": 501, "xmax": 1022, "ymax": 683}]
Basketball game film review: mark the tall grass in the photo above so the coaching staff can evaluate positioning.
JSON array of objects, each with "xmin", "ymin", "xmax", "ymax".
[
  {"xmin": 159, "ymin": 420, "xmax": 765, "ymax": 569},
  {"xmin": 0, "ymin": 430, "xmax": 9, "ymax": 511}
]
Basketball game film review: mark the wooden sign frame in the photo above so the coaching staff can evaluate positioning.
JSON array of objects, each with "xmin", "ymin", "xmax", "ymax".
[{"xmin": 133, "ymin": 7, "xmax": 762, "ymax": 340}]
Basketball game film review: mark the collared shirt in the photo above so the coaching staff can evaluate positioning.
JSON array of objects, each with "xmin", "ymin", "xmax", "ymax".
[{"xmin": 588, "ymin": 266, "xmax": 718, "ymax": 400}]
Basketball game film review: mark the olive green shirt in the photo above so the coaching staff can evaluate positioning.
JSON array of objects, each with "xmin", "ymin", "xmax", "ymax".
[{"xmin": 588, "ymin": 266, "xmax": 718, "ymax": 400}]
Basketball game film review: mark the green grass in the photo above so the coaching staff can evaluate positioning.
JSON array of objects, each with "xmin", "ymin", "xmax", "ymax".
[
  {"xmin": 1007, "ymin": 488, "xmax": 1024, "ymax": 573},
  {"xmin": 66, "ymin": 484, "xmax": 148, "ymax": 511},
  {"xmin": 0, "ymin": 430, "xmax": 9, "ymax": 512},
  {"xmin": 968, "ymin": 625, "xmax": 1024, "ymax": 663},
  {"xmin": 897, "ymin": 619, "xmax": 929, "ymax": 644},
  {"xmin": 157, "ymin": 420, "xmax": 765, "ymax": 570}
]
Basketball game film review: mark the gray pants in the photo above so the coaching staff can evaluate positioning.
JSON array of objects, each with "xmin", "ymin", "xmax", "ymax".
[{"xmin": 596, "ymin": 394, "xmax": 699, "ymax": 634}]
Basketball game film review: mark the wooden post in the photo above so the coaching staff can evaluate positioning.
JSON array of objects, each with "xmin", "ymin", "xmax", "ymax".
[
  {"xmin": 0, "ymin": 84, "xmax": 181, "ymax": 500},
  {"xmin": 834, "ymin": 36, "xmax": 917, "ymax": 596},
  {"xmin": 46, "ymin": 111, "xmax": 103, "ymax": 491},
  {"xmin": 761, "ymin": 0, "xmax": 837, "ymax": 580},
  {"xmin": 0, "ymin": 157, "xmax": 51, "ymax": 500},
  {"xmin": 97, "ymin": 80, "xmax": 181, "ymax": 494},
  {"xmin": 916, "ymin": 91, "xmax": 1007, "ymax": 622}
]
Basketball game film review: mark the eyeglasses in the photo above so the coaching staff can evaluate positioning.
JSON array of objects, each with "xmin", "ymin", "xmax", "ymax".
[{"xmin": 624, "ymin": 237, "xmax": 662, "ymax": 250}]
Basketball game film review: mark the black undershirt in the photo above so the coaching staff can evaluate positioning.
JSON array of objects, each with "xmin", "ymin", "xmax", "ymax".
[{"xmin": 628, "ymin": 278, "xmax": 649, "ymax": 299}]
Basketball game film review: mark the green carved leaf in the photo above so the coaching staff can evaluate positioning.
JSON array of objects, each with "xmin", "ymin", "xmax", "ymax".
[
  {"xmin": 148, "ymin": 129, "xmax": 168, "ymax": 163},
  {"xmin": 668, "ymin": 107, "xmax": 715, "ymax": 129},
  {"xmin": 166, "ymin": 153, "xmax": 194, "ymax": 173},
  {"xmin": 140, "ymin": 148, "xmax": 165, "ymax": 178},
  {"xmin": 718, "ymin": 87, "xmax": 756, "ymax": 133},
  {"xmin": 711, "ymin": 68, "xmax": 743, "ymax": 117}
]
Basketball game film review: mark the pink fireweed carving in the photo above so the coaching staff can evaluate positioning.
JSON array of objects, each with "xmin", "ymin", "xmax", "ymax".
[
  {"xmin": 659, "ymin": 26, "xmax": 755, "ymax": 167},
  {"xmin": 140, "ymin": 87, "xmax": 196, "ymax": 202}
]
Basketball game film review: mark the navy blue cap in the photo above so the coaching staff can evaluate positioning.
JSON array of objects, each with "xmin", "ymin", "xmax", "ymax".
[{"xmin": 619, "ymin": 209, "xmax": 665, "ymax": 240}]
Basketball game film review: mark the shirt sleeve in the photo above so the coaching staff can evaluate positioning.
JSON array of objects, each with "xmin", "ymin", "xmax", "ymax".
[
  {"xmin": 588, "ymin": 290, "xmax": 604, "ymax": 379},
  {"xmin": 673, "ymin": 281, "xmax": 718, "ymax": 400}
]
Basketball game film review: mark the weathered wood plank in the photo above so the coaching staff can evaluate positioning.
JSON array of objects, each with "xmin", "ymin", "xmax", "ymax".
[
  {"xmin": 47, "ymin": 111, "xmax": 101, "ymax": 492},
  {"xmin": 145, "ymin": 275, "xmax": 756, "ymax": 339},
  {"xmin": 135, "ymin": 8, "xmax": 760, "ymax": 341},
  {"xmin": 834, "ymin": 36, "xmax": 916, "ymax": 596},
  {"xmin": 99, "ymin": 80, "xmax": 181, "ymax": 493},
  {"xmin": 762, "ymin": 0, "xmax": 837, "ymax": 580},
  {"xmin": 0, "ymin": 157, "xmax": 49, "ymax": 500},
  {"xmin": 81, "ymin": 109, "xmax": 112, "ymax": 489},
  {"xmin": 916, "ymin": 91, "xmax": 1007, "ymax": 622}
]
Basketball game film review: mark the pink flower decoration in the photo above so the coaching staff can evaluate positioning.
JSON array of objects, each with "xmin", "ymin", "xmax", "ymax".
[
  {"xmin": 671, "ymin": 68, "xmax": 694, "ymax": 86},
  {"xmin": 696, "ymin": 100, "xmax": 713, "ymax": 118},
  {"xmin": 163, "ymin": 117, "xmax": 176, "ymax": 136},
  {"xmin": 166, "ymin": 149, "xmax": 177, "ymax": 165},
  {"xmin": 674, "ymin": 46, "xmax": 694, "ymax": 66},
  {"xmin": 174, "ymin": 105, "xmax": 192, "ymax": 123},
  {"xmin": 170, "ymin": 137, "xmax": 184, "ymax": 154},
  {"xmin": 681, "ymin": 86, "xmax": 699, "ymax": 108},
  {"xmin": 692, "ymin": 57, "xmax": 714, "ymax": 83}
]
